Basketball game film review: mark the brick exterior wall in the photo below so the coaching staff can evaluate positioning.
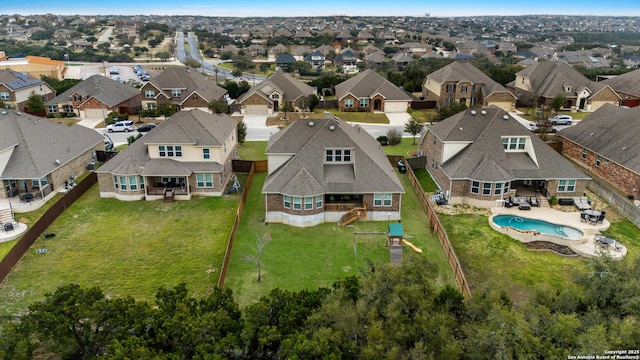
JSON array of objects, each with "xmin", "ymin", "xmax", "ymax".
[
  {"xmin": 560, "ymin": 136, "xmax": 640, "ymax": 199},
  {"xmin": 78, "ymin": 97, "xmax": 116, "ymax": 113},
  {"xmin": 266, "ymin": 193, "xmax": 325, "ymax": 216},
  {"xmin": 371, "ymin": 94, "xmax": 385, "ymax": 112},
  {"xmin": 419, "ymin": 131, "xmax": 450, "ymax": 193},
  {"xmin": 338, "ymin": 94, "xmax": 359, "ymax": 112},
  {"xmin": 51, "ymin": 143, "xmax": 103, "ymax": 191},
  {"xmin": 181, "ymin": 92, "xmax": 212, "ymax": 109},
  {"xmin": 485, "ymin": 92, "xmax": 517, "ymax": 111}
]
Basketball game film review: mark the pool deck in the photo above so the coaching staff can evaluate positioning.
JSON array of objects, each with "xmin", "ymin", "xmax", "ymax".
[{"xmin": 491, "ymin": 206, "xmax": 627, "ymax": 259}]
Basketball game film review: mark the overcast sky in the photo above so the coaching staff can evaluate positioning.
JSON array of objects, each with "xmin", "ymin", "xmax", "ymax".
[{"xmin": 4, "ymin": 0, "xmax": 639, "ymax": 17}]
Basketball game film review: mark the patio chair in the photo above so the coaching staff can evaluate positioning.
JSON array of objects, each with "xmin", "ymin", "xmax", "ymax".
[
  {"xmin": 614, "ymin": 242, "xmax": 623, "ymax": 252},
  {"xmin": 580, "ymin": 212, "xmax": 589, "ymax": 222}
]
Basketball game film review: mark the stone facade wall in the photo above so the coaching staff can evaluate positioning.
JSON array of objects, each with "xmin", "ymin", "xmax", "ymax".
[
  {"xmin": 78, "ymin": 97, "xmax": 116, "ymax": 113},
  {"xmin": 561, "ymin": 137, "xmax": 640, "ymax": 199},
  {"xmin": 51, "ymin": 143, "xmax": 102, "ymax": 191},
  {"xmin": 486, "ymin": 92, "xmax": 517, "ymax": 111},
  {"xmin": 242, "ymin": 93, "xmax": 269, "ymax": 106}
]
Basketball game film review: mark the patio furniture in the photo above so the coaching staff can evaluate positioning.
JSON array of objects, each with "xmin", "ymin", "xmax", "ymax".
[
  {"xmin": 573, "ymin": 197, "xmax": 591, "ymax": 211},
  {"xmin": 529, "ymin": 198, "xmax": 538, "ymax": 207},
  {"xmin": 3, "ymin": 223, "xmax": 14, "ymax": 232},
  {"xmin": 614, "ymin": 241, "xmax": 624, "ymax": 252},
  {"xmin": 558, "ymin": 198, "xmax": 574, "ymax": 206},
  {"xmin": 580, "ymin": 212, "xmax": 589, "ymax": 222},
  {"xmin": 518, "ymin": 203, "xmax": 531, "ymax": 210},
  {"xmin": 19, "ymin": 193, "xmax": 34, "ymax": 203}
]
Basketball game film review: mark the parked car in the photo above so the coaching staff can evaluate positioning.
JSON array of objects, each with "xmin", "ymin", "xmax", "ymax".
[
  {"xmin": 136, "ymin": 123, "xmax": 157, "ymax": 132},
  {"xmin": 548, "ymin": 114, "xmax": 573, "ymax": 125},
  {"xmin": 528, "ymin": 121, "xmax": 557, "ymax": 133},
  {"xmin": 107, "ymin": 120, "xmax": 135, "ymax": 132},
  {"xmin": 108, "ymin": 66, "xmax": 119, "ymax": 75}
]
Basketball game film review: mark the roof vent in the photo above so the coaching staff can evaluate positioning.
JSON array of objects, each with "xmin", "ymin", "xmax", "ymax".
[
  {"xmin": 16, "ymin": 111, "xmax": 21, "ymax": 116},
  {"xmin": 308, "ymin": 121, "xmax": 314, "ymax": 127},
  {"xmin": 459, "ymin": 127, "xmax": 463, "ymax": 131},
  {"xmin": 590, "ymin": 133, "xmax": 594, "ymax": 136},
  {"xmin": 1, "ymin": 111, "xmax": 6, "ymax": 115},
  {"xmin": 622, "ymin": 146, "xmax": 626, "ymax": 150},
  {"xmin": 55, "ymin": 159, "xmax": 61, "ymax": 165},
  {"xmin": 503, "ymin": 115, "xmax": 509, "ymax": 120},
  {"xmin": 481, "ymin": 110, "xmax": 487, "ymax": 115},
  {"xmin": 329, "ymin": 125, "xmax": 336, "ymax": 131},
  {"xmin": 470, "ymin": 110, "xmax": 476, "ymax": 115}
]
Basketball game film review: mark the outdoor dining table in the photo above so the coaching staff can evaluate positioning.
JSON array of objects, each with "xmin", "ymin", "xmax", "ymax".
[{"xmin": 583, "ymin": 209, "xmax": 601, "ymax": 217}]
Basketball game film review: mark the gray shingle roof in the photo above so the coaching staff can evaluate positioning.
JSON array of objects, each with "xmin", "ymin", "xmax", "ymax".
[
  {"xmin": 263, "ymin": 114, "xmax": 404, "ymax": 196},
  {"xmin": 558, "ymin": 104, "xmax": 640, "ymax": 173},
  {"xmin": 428, "ymin": 107, "xmax": 589, "ymax": 181},
  {"xmin": 601, "ymin": 68, "xmax": 640, "ymax": 97},
  {"xmin": 236, "ymin": 72, "xmax": 315, "ymax": 104},
  {"xmin": 96, "ymin": 109, "xmax": 236, "ymax": 176},
  {"xmin": 426, "ymin": 61, "xmax": 510, "ymax": 95},
  {"xmin": 0, "ymin": 69, "xmax": 42, "ymax": 90},
  {"xmin": 46, "ymin": 74, "xmax": 139, "ymax": 107},
  {"xmin": 147, "ymin": 67, "xmax": 227, "ymax": 104},
  {"xmin": 0, "ymin": 109, "xmax": 104, "ymax": 179},
  {"xmin": 516, "ymin": 60, "xmax": 607, "ymax": 98},
  {"xmin": 335, "ymin": 69, "xmax": 412, "ymax": 102}
]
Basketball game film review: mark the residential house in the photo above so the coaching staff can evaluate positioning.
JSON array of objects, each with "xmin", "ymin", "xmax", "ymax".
[
  {"xmin": 335, "ymin": 69, "xmax": 412, "ymax": 113},
  {"xmin": 235, "ymin": 72, "xmax": 316, "ymax": 115},
  {"xmin": 365, "ymin": 51, "xmax": 387, "ymax": 68},
  {"xmin": 294, "ymin": 30, "xmax": 313, "ymax": 42},
  {"xmin": 304, "ymin": 50, "xmax": 326, "ymax": 70},
  {"xmin": 0, "ymin": 109, "xmax": 104, "ymax": 210},
  {"xmin": 507, "ymin": 61, "xmax": 620, "ymax": 111},
  {"xmin": 335, "ymin": 32, "xmax": 352, "ymax": 45},
  {"xmin": 140, "ymin": 67, "xmax": 227, "ymax": 113},
  {"xmin": 600, "ymin": 68, "xmax": 640, "ymax": 107},
  {"xmin": 0, "ymin": 69, "xmax": 56, "ymax": 113},
  {"xmin": 263, "ymin": 114, "xmax": 404, "ymax": 227},
  {"xmin": 558, "ymin": 104, "xmax": 640, "ymax": 200},
  {"xmin": 315, "ymin": 44, "xmax": 334, "ymax": 57},
  {"xmin": 0, "ymin": 55, "xmax": 66, "ymax": 81},
  {"xmin": 333, "ymin": 47, "xmax": 358, "ymax": 73},
  {"xmin": 398, "ymin": 42, "xmax": 429, "ymax": 55},
  {"xmin": 356, "ymin": 31, "xmax": 375, "ymax": 43},
  {"xmin": 419, "ymin": 107, "xmax": 590, "ymax": 208},
  {"xmin": 422, "ymin": 61, "xmax": 517, "ymax": 111},
  {"xmin": 274, "ymin": 54, "xmax": 296, "ymax": 72},
  {"xmin": 46, "ymin": 74, "xmax": 141, "ymax": 118},
  {"xmin": 246, "ymin": 44, "xmax": 266, "ymax": 57},
  {"xmin": 268, "ymin": 44, "xmax": 288, "ymax": 61},
  {"xmin": 291, "ymin": 46, "xmax": 311, "ymax": 61},
  {"xmin": 95, "ymin": 109, "xmax": 237, "ymax": 201},
  {"xmin": 391, "ymin": 52, "xmax": 413, "ymax": 71}
]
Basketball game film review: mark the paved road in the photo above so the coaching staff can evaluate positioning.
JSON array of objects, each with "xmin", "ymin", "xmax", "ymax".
[{"xmin": 98, "ymin": 26, "xmax": 113, "ymax": 43}]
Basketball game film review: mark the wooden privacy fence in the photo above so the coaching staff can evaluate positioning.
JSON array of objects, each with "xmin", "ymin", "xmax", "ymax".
[
  {"xmin": 0, "ymin": 173, "xmax": 97, "ymax": 285},
  {"xmin": 404, "ymin": 160, "xmax": 472, "ymax": 298},
  {"xmin": 588, "ymin": 178, "xmax": 640, "ymax": 229},
  {"xmin": 218, "ymin": 162, "xmax": 256, "ymax": 288},
  {"xmin": 233, "ymin": 159, "xmax": 267, "ymax": 173}
]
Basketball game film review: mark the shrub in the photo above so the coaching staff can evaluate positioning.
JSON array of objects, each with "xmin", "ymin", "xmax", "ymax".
[
  {"xmin": 65, "ymin": 112, "xmax": 77, "ymax": 118},
  {"xmin": 550, "ymin": 195, "xmax": 558, "ymax": 206},
  {"xmin": 377, "ymin": 135, "xmax": 388, "ymax": 146},
  {"xmin": 386, "ymin": 128, "xmax": 402, "ymax": 146},
  {"xmin": 46, "ymin": 113, "xmax": 55, "ymax": 118}
]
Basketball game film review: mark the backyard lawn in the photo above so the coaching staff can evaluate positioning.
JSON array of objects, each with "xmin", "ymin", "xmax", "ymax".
[
  {"xmin": 325, "ymin": 109, "xmax": 389, "ymax": 124},
  {"xmin": 224, "ymin": 171, "xmax": 455, "ymax": 306},
  {"xmin": 0, "ymin": 185, "xmax": 240, "ymax": 316},
  {"xmin": 238, "ymin": 141, "xmax": 267, "ymax": 160},
  {"xmin": 440, "ymin": 212, "xmax": 640, "ymax": 305}
]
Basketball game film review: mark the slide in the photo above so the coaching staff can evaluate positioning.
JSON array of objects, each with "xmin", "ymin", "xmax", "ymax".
[{"xmin": 402, "ymin": 240, "xmax": 423, "ymax": 254}]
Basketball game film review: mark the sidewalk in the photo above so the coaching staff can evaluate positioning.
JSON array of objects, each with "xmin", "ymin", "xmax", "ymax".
[{"xmin": 76, "ymin": 118, "xmax": 104, "ymax": 129}]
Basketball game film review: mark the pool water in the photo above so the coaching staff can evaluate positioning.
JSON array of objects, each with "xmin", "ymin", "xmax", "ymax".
[{"xmin": 492, "ymin": 215, "xmax": 584, "ymax": 240}]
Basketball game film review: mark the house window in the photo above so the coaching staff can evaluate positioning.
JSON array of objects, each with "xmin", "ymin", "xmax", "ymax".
[
  {"xmin": 140, "ymin": 176, "xmax": 145, "ymax": 189},
  {"xmin": 113, "ymin": 175, "xmax": 119, "ymax": 189},
  {"xmin": 472, "ymin": 84, "xmax": 477, "ymax": 91},
  {"xmin": 147, "ymin": 103, "xmax": 156, "ymax": 110},
  {"xmin": 305, "ymin": 197, "xmax": 313, "ymax": 210},
  {"xmin": 446, "ymin": 84, "xmax": 455, "ymax": 93},
  {"xmin": 120, "ymin": 176, "xmax": 127, "ymax": 190},
  {"xmin": 581, "ymin": 148, "xmax": 587, "ymax": 160},
  {"xmin": 196, "ymin": 173, "xmax": 213, "ymax": 188},
  {"xmin": 504, "ymin": 182, "xmax": 510, "ymax": 194},
  {"xmin": 145, "ymin": 90, "xmax": 155, "ymax": 98},
  {"xmin": 461, "ymin": 85, "xmax": 468, "ymax": 93},
  {"xmin": 129, "ymin": 176, "xmax": 138, "ymax": 190},
  {"xmin": 47, "ymin": 105, "xmax": 57, "ymax": 113},
  {"xmin": 470, "ymin": 97, "xmax": 477, "ymax": 105},
  {"xmin": 293, "ymin": 196, "xmax": 302, "ymax": 210},
  {"xmin": 494, "ymin": 182, "xmax": 502, "ymax": 195},
  {"xmin": 518, "ymin": 138, "xmax": 526, "ymax": 150},
  {"xmin": 315, "ymin": 195, "xmax": 323, "ymax": 208},
  {"xmin": 203, "ymin": 148, "xmax": 210, "ymax": 160},
  {"xmin": 171, "ymin": 89, "xmax": 181, "ymax": 97},
  {"xmin": 159, "ymin": 145, "xmax": 165, "ymax": 157},
  {"xmin": 482, "ymin": 182, "xmax": 492, "ymax": 195},
  {"xmin": 284, "ymin": 195, "xmax": 291, "ymax": 209},
  {"xmin": 502, "ymin": 137, "xmax": 526, "ymax": 151},
  {"xmin": 0, "ymin": 92, "xmax": 9, "ymax": 100},
  {"xmin": 271, "ymin": 93, "xmax": 280, "ymax": 100},
  {"xmin": 344, "ymin": 98, "xmax": 354, "ymax": 108},
  {"xmin": 63, "ymin": 105, "xmax": 74, "ymax": 113},
  {"xmin": 374, "ymin": 193, "xmax": 392, "ymax": 206},
  {"xmin": 159, "ymin": 145, "xmax": 182, "ymax": 158},
  {"xmin": 471, "ymin": 181, "xmax": 480, "ymax": 194},
  {"xmin": 596, "ymin": 155, "xmax": 601, "ymax": 167},
  {"xmin": 326, "ymin": 149, "xmax": 352, "ymax": 162},
  {"xmin": 74, "ymin": 95, "xmax": 82, "ymax": 101},
  {"xmin": 359, "ymin": 98, "xmax": 369, "ymax": 107},
  {"xmin": 604, "ymin": 158, "xmax": 609, "ymax": 164},
  {"xmin": 557, "ymin": 179, "xmax": 576, "ymax": 192}
]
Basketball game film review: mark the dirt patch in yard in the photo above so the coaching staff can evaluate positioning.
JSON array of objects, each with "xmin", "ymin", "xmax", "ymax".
[{"xmin": 524, "ymin": 241, "xmax": 578, "ymax": 257}]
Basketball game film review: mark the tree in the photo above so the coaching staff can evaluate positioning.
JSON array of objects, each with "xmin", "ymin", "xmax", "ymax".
[
  {"xmin": 307, "ymin": 94, "xmax": 320, "ymax": 112},
  {"xmin": 208, "ymin": 99, "xmax": 228, "ymax": 114},
  {"xmin": 243, "ymin": 233, "xmax": 271, "ymax": 282},
  {"xmin": 404, "ymin": 118, "xmax": 425, "ymax": 144},
  {"xmin": 155, "ymin": 51, "xmax": 171, "ymax": 61},
  {"xmin": 386, "ymin": 127, "xmax": 402, "ymax": 146},
  {"xmin": 237, "ymin": 120, "xmax": 247, "ymax": 144},
  {"xmin": 551, "ymin": 93, "xmax": 566, "ymax": 113},
  {"xmin": 280, "ymin": 101, "xmax": 295, "ymax": 120},
  {"xmin": 25, "ymin": 91, "xmax": 45, "ymax": 116},
  {"xmin": 434, "ymin": 102, "xmax": 468, "ymax": 121},
  {"xmin": 184, "ymin": 57, "xmax": 201, "ymax": 69},
  {"xmin": 85, "ymin": 35, "xmax": 98, "ymax": 44},
  {"xmin": 157, "ymin": 102, "xmax": 177, "ymax": 117}
]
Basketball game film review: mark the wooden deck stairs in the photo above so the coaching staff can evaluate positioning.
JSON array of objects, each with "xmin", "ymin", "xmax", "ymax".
[
  {"xmin": 339, "ymin": 205, "xmax": 367, "ymax": 227},
  {"xmin": 163, "ymin": 188, "xmax": 175, "ymax": 203},
  {"xmin": 0, "ymin": 208, "xmax": 14, "ymax": 224},
  {"xmin": 538, "ymin": 195, "xmax": 550, "ymax": 208}
]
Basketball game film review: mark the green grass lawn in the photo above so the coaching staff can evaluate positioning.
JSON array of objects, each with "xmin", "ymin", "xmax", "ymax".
[
  {"xmin": 327, "ymin": 109, "xmax": 389, "ymax": 124},
  {"xmin": 238, "ymin": 141, "xmax": 267, "ymax": 160},
  {"xmin": 413, "ymin": 168, "xmax": 439, "ymax": 192},
  {"xmin": 0, "ymin": 186, "xmax": 239, "ymax": 316},
  {"xmin": 516, "ymin": 109, "xmax": 592, "ymax": 121},
  {"xmin": 382, "ymin": 138, "xmax": 421, "ymax": 157},
  {"xmin": 409, "ymin": 109, "xmax": 437, "ymax": 123},
  {"xmin": 224, "ymin": 172, "xmax": 455, "ymax": 307},
  {"xmin": 440, "ymin": 213, "xmax": 640, "ymax": 305}
]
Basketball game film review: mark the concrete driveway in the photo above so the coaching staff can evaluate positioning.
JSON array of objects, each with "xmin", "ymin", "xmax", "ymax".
[
  {"xmin": 385, "ymin": 112, "xmax": 412, "ymax": 126},
  {"xmin": 237, "ymin": 114, "xmax": 269, "ymax": 129}
]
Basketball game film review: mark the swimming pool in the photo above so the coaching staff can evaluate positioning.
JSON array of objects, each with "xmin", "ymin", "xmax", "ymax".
[{"xmin": 492, "ymin": 215, "xmax": 584, "ymax": 240}]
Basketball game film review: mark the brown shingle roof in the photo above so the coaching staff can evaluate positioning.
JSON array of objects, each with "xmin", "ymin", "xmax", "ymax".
[
  {"xmin": 335, "ymin": 69, "xmax": 412, "ymax": 102},
  {"xmin": 147, "ymin": 67, "xmax": 227, "ymax": 104}
]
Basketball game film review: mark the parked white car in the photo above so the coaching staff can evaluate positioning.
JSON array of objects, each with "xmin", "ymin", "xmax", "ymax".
[
  {"xmin": 548, "ymin": 114, "xmax": 573, "ymax": 125},
  {"xmin": 107, "ymin": 120, "xmax": 135, "ymax": 132}
]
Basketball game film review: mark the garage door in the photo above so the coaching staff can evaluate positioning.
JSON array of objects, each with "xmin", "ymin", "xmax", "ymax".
[
  {"xmin": 384, "ymin": 101, "xmax": 410, "ymax": 113},
  {"xmin": 83, "ymin": 108, "xmax": 106, "ymax": 119},
  {"xmin": 244, "ymin": 104, "xmax": 268, "ymax": 115}
]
